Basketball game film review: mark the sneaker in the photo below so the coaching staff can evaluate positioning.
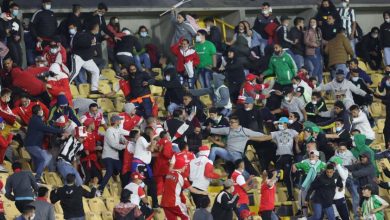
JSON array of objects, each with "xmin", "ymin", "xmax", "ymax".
[
  {"xmin": 0, "ymin": 165, "xmax": 7, "ymax": 173},
  {"xmin": 36, "ymin": 179, "xmax": 46, "ymax": 185}
]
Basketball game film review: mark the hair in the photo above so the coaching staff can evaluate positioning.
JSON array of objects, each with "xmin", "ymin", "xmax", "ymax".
[
  {"xmin": 72, "ymin": 4, "xmax": 81, "ymax": 13},
  {"xmin": 309, "ymin": 76, "xmax": 318, "ymax": 81},
  {"xmin": 66, "ymin": 173, "xmax": 76, "ymax": 184},
  {"xmin": 120, "ymin": 189, "xmax": 132, "ymax": 203},
  {"xmin": 9, "ymin": 3, "xmax": 19, "ymax": 8},
  {"xmin": 335, "ymin": 118, "xmax": 345, "ymax": 124},
  {"xmin": 38, "ymin": 186, "xmax": 49, "ymax": 197},
  {"xmin": 181, "ymin": 38, "xmax": 190, "ymax": 44},
  {"xmin": 172, "ymin": 109, "xmax": 183, "ymax": 118},
  {"xmin": 183, "ymin": 92, "xmax": 193, "ymax": 98},
  {"xmin": 138, "ymin": 25, "xmax": 148, "ymax": 34},
  {"xmin": 292, "ymin": 76, "xmax": 301, "ymax": 81},
  {"xmin": 294, "ymin": 17, "xmax": 304, "ymax": 26},
  {"xmin": 0, "ymin": 88, "xmax": 11, "ymax": 97},
  {"xmin": 229, "ymin": 115, "xmax": 240, "ymax": 123},
  {"xmin": 351, "ymin": 129, "xmax": 361, "ymax": 133},
  {"xmin": 129, "ymin": 129, "xmax": 140, "ymax": 139},
  {"xmin": 197, "ymin": 29, "xmax": 207, "ymax": 37},
  {"xmin": 179, "ymin": 142, "xmax": 188, "ymax": 151},
  {"xmin": 177, "ymin": 12, "xmax": 187, "ymax": 21},
  {"xmin": 203, "ymin": 16, "xmax": 214, "ymax": 23},
  {"xmin": 262, "ymin": 2, "xmax": 270, "ymax": 7},
  {"xmin": 371, "ymin": 27, "xmax": 380, "ymax": 33},
  {"xmin": 90, "ymin": 23, "xmax": 100, "ymax": 31},
  {"xmin": 97, "ymin": 2, "xmax": 108, "ymax": 11},
  {"xmin": 234, "ymin": 159, "xmax": 244, "ymax": 169},
  {"xmin": 349, "ymin": 105, "xmax": 360, "ymax": 112},
  {"xmin": 144, "ymin": 127, "xmax": 154, "ymax": 137},
  {"xmin": 326, "ymin": 163, "xmax": 335, "ymax": 170},
  {"xmin": 146, "ymin": 117, "xmax": 156, "ymax": 125},
  {"xmin": 20, "ymin": 93, "xmax": 31, "ymax": 100},
  {"xmin": 159, "ymin": 131, "xmax": 168, "ymax": 139},
  {"xmin": 22, "ymin": 205, "xmax": 35, "ymax": 215},
  {"xmin": 12, "ymin": 161, "xmax": 21, "ymax": 170},
  {"xmin": 312, "ymin": 91, "xmax": 321, "ymax": 98},
  {"xmin": 32, "ymin": 104, "xmax": 42, "ymax": 115},
  {"xmin": 208, "ymin": 107, "xmax": 218, "ymax": 114},
  {"xmin": 89, "ymin": 103, "xmax": 98, "ymax": 109},
  {"xmin": 291, "ymin": 112, "xmax": 300, "ymax": 121}
]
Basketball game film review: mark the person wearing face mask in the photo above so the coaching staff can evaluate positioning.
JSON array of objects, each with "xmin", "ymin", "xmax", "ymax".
[
  {"xmin": 325, "ymin": 118, "xmax": 352, "ymax": 148},
  {"xmin": 292, "ymin": 76, "xmax": 312, "ymax": 103},
  {"xmin": 48, "ymin": 94, "xmax": 80, "ymax": 127},
  {"xmin": 3, "ymin": 3, "xmax": 22, "ymax": 67},
  {"xmin": 356, "ymin": 27, "xmax": 382, "ymax": 70},
  {"xmin": 42, "ymin": 36, "xmax": 67, "ymax": 66},
  {"xmin": 195, "ymin": 29, "xmax": 217, "ymax": 89},
  {"xmin": 57, "ymin": 4, "xmax": 83, "ymax": 39},
  {"xmin": 289, "ymin": 17, "xmax": 305, "ymax": 68},
  {"xmin": 380, "ymin": 10, "xmax": 390, "ymax": 66},
  {"xmin": 114, "ymin": 28, "xmax": 142, "ymax": 71},
  {"xmin": 211, "ymin": 179, "xmax": 239, "ymax": 220},
  {"xmin": 152, "ymin": 68, "xmax": 184, "ymax": 114},
  {"xmin": 273, "ymin": 87, "xmax": 307, "ymax": 122},
  {"xmin": 360, "ymin": 184, "xmax": 389, "ymax": 220},
  {"xmin": 315, "ymin": 0, "xmax": 341, "ymax": 27},
  {"xmin": 171, "ymin": 37, "xmax": 200, "ymax": 89},
  {"xmin": 261, "ymin": 43, "xmax": 297, "ymax": 92},
  {"xmin": 349, "ymin": 70, "xmax": 373, "ymax": 107},
  {"xmin": 134, "ymin": 25, "xmax": 152, "ymax": 70},
  {"xmin": 250, "ymin": 117, "xmax": 299, "ymax": 201},
  {"xmin": 288, "ymin": 112, "xmax": 303, "ymax": 132},
  {"xmin": 315, "ymin": 69, "xmax": 367, "ymax": 103},
  {"xmin": 106, "ymin": 16, "xmax": 125, "ymax": 73},
  {"xmin": 305, "ymin": 92, "xmax": 329, "ymax": 123},
  {"xmin": 376, "ymin": 66, "xmax": 390, "ymax": 97},
  {"xmin": 12, "ymin": 94, "xmax": 49, "ymax": 126},
  {"xmin": 252, "ymin": 2, "xmax": 279, "ymax": 55},
  {"xmin": 337, "ymin": 0, "xmax": 357, "ymax": 56},
  {"xmin": 170, "ymin": 10, "xmax": 197, "ymax": 46},
  {"xmin": 80, "ymin": 103, "xmax": 108, "ymax": 135},
  {"xmin": 292, "ymin": 150, "xmax": 326, "ymax": 217},
  {"xmin": 30, "ymin": 0, "xmax": 58, "ymax": 48}
]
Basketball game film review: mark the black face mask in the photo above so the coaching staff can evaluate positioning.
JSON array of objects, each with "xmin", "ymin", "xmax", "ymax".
[{"xmin": 122, "ymin": 75, "xmax": 130, "ymax": 80}]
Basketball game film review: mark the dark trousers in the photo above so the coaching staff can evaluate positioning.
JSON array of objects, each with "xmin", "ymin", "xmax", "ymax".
[
  {"xmin": 133, "ymin": 163, "xmax": 159, "ymax": 208},
  {"xmin": 99, "ymin": 158, "xmax": 122, "ymax": 190},
  {"xmin": 191, "ymin": 190, "xmax": 210, "ymax": 208},
  {"xmin": 116, "ymin": 54, "xmax": 135, "ymax": 69},
  {"xmin": 384, "ymin": 120, "xmax": 390, "ymax": 145},
  {"xmin": 81, "ymin": 161, "xmax": 102, "ymax": 185},
  {"xmin": 252, "ymin": 141, "xmax": 276, "ymax": 171},
  {"xmin": 228, "ymin": 81, "xmax": 243, "ymax": 104},
  {"xmin": 134, "ymin": 97, "xmax": 153, "ymax": 118},
  {"xmin": 334, "ymin": 197, "xmax": 350, "ymax": 220},
  {"xmin": 7, "ymin": 39, "xmax": 22, "ymax": 67},
  {"xmin": 275, "ymin": 155, "xmax": 294, "ymax": 198},
  {"xmin": 15, "ymin": 200, "xmax": 34, "ymax": 213}
]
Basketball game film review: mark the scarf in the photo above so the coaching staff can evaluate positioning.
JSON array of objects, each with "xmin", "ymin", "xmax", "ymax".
[
  {"xmin": 362, "ymin": 196, "xmax": 378, "ymax": 220},
  {"xmin": 301, "ymin": 160, "xmax": 321, "ymax": 190}
]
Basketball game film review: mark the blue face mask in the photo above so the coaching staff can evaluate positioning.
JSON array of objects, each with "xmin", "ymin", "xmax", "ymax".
[
  {"xmin": 386, "ymin": 80, "xmax": 390, "ymax": 87},
  {"xmin": 12, "ymin": 10, "xmax": 19, "ymax": 17},
  {"xmin": 140, "ymin": 32, "xmax": 148, "ymax": 37}
]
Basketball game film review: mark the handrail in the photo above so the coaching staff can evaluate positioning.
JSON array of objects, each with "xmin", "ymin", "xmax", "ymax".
[{"xmin": 214, "ymin": 18, "xmax": 235, "ymax": 42}]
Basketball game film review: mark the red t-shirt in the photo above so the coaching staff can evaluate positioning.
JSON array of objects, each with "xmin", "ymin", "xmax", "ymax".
[
  {"xmin": 259, "ymin": 181, "xmax": 276, "ymax": 212},
  {"xmin": 161, "ymin": 170, "xmax": 190, "ymax": 208},
  {"xmin": 231, "ymin": 170, "xmax": 249, "ymax": 205},
  {"xmin": 171, "ymin": 150, "xmax": 195, "ymax": 178},
  {"xmin": 118, "ymin": 113, "xmax": 142, "ymax": 132}
]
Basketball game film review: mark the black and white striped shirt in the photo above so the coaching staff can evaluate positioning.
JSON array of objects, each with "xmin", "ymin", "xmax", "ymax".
[
  {"xmin": 58, "ymin": 137, "xmax": 84, "ymax": 164},
  {"xmin": 338, "ymin": 7, "xmax": 356, "ymax": 37}
]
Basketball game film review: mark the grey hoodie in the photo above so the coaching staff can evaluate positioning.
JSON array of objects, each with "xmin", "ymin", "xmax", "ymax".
[
  {"xmin": 171, "ymin": 11, "xmax": 197, "ymax": 45},
  {"xmin": 315, "ymin": 79, "xmax": 367, "ymax": 101}
]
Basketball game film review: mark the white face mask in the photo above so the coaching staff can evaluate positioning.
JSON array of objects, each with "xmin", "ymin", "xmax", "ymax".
[
  {"xmin": 44, "ymin": 4, "xmax": 51, "ymax": 10},
  {"xmin": 50, "ymin": 48, "xmax": 58, "ymax": 54},
  {"xmin": 206, "ymin": 26, "xmax": 211, "ymax": 32},
  {"xmin": 288, "ymin": 119, "xmax": 294, "ymax": 124},
  {"xmin": 342, "ymin": 2, "xmax": 348, "ymax": 8},
  {"xmin": 293, "ymin": 84, "xmax": 298, "ymax": 89},
  {"xmin": 69, "ymin": 28, "xmax": 76, "ymax": 35},
  {"xmin": 140, "ymin": 32, "xmax": 148, "ymax": 37},
  {"xmin": 195, "ymin": 35, "xmax": 202, "ymax": 42},
  {"xmin": 262, "ymin": 10, "xmax": 270, "ymax": 15},
  {"xmin": 386, "ymin": 18, "xmax": 390, "ymax": 23},
  {"xmin": 278, "ymin": 124, "xmax": 285, "ymax": 130},
  {"xmin": 244, "ymin": 107, "xmax": 251, "ymax": 111},
  {"xmin": 386, "ymin": 80, "xmax": 390, "ymax": 87},
  {"xmin": 310, "ymin": 159, "xmax": 316, "ymax": 165},
  {"xmin": 336, "ymin": 126, "xmax": 342, "ymax": 132},
  {"xmin": 239, "ymin": 29, "xmax": 245, "ymax": 33},
  {"xmin": 284, "ymin": 96, "xmax": 291, "ymax": 102},
  {"xmin": 312, "ymin": 100, "xmax": 317, "ymax": 105},
  {"xmin": 165, "ymin": 75, "xmax": 171, "ymax": 81},
  {"xmin": 338, "ymin": 151, "xmax": 346, "ymax": 156},
  {"xmin": 351, "ymin": 76, "xmax": 359, "ymax": 82},
  {"xmin": 311, "ymin": 25, "xmax": 317, "ymax": 29},
  {"xmin": 38, "ymin": 110, "xmax": 44, "ymax": 117}
]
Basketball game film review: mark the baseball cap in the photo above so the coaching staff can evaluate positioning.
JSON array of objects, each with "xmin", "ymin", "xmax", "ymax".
[
  {"xmin": 244, "ymin": 97, "xmax": 254, "ymax": 104},
  {"xmin": 246, "ymin": 73, "xmax": 257, "ymax": 81},
  {"xmin": 131, "ymin": 172, "xmax": 145, "ymax": 180},
  {"xmin": 110, "ymin": 115, "xmax": 123, "ymax": 123},
  {"xmin": 278, "ymin": 117, "xmax": 289, "ymax": 124},
  {"xmin": 336, "ymin": 69, "xmax": 345, "ymax": 75},
  {"xmin": 55, "ymin": 115, "xmax": 69, "ymax": 127},
  {"xmin": 309, "ymin": 150, "xmax": 320, "ymax": 157},
  {"xmin": 312, "ymin": 126, "xmax": 320, "ymax": 133}
]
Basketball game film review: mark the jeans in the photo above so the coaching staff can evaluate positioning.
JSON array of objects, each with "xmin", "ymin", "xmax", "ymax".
[
  {"xmin": 107, "ymin": 47, "xmax": 120, "ymax": 73},
  {"xmin": 310, "ymin": 203, "xmax": 335, "ymax": 220},
  {"xmin": 384, "ymin": 47, "xmax": 390, "ymax": 66},
  {"xmin": 208, "ymin": 147, "xmax": 242, "ymax": 162},
  {"xmin": 99, "ymin": 158, "xmax": 122, "ymax": 190},
  {"xmin": 346, "ymin": 177, "xmax": 360, "ymax": 220},
  {"xmin": 306, "ymin": 48, "xmax": 323, "ymax": 83},
  {"xmin": 293, "ymin": 54, "xmax": 305, "ymax": 69},
  {"xmin": 234, "ymin": 204, "xmax": 250, "ymax": 220},
  {"xmin": 167, "ymin": 102, "xmax": 180, "ymax": 114},
  {"xmin": 57, "ymin": 160, "xmax": 83, "ymax": 186},
  {"xmin": 134, "ymin": 53, "xmax": 152, "ymax": 70},
  {"xmin": 331, "ymin": 64, "xmax": 348, "ymax": 78},
  {"xmin": 334, "ymin": 197, "xmax": 350, "ymax": 220},
  {"xmin": 350, "ymin": 38, "xmax": 358, "ymax": 58},
  {"xmin": 258, "ymin": 38, "xmax": 268, "ymax": 56},
  {"xmin": 220, "ymin": 108, "xmax": 232, "ymax": 117},
  {"xmin": 25, "ymin": 48, "xmax": 37, "ymax": 66},
  {"xmin": 136, "ymin": 97, "xmax": 153, "ymax": 118},
  {"xmin": 25, "ymin": 146, "xmax": 52, "ymax": 180},
  {"xmin": 198, "ymin": 68, "xmax": 213, "ymax": 88}
]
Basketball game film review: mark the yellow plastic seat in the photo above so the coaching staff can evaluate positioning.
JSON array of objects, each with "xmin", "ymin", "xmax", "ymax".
[
  {"xmin": 4, "ymin": 201, "xmax": 20, "ymax": 218},
  {"xmin": 83, "ymin": 198, "xmax": 91, "ymax": 213},
  {"xmin": 101, "ymin": 69, "xmax": 116, "ymax": 81},
  {"xmin": 370, "ymin": 102, "xmax": 385, "ymax": 117},
  {"xmin": 98, "ymin": 83, "xmax": 112, "ymax": 94},
  {"xmin": 150, "ymin": 85, "xmax": 163, "ymax": 96},
  {"xmin": 43, "ymin": 172, "xmax": 63, "ymax": 187},
  {"xmin": 370, "ymin": 74, "xmax": 383, "ymax": 88},
  {"xmin": 54, "ymin": 202, "xmax": 63, "ymax": 214},
  {"xmin": 377, "ymin": 119, "xmax": 385, "ymax": 134},
  {"xmin": 88, "ymin": 197, "xmax": 108, "ymax": 214},
  {"xmin": 19, "ymin": 148, "xmax": 31, "ymax": 160},
  {"xmin": 200, "ymin": 95, "xmax": 212, "ymax": 107},
  {"xmin": 85, "ymin": 212, "xmax": 103, "ymax": 220},
  {"xmin": 358, "ymin": 60, "xmax": 368, "ymax": 71},
  {"xmin": 70, "ymin": 84, "xmax": 84, "ymax": 98},
  {"xmin": 97, "ymin": 98, "xmax": 115, "ymax": 113},
  {"xmin": 105, "ymin": 197, "xmax": 119, "ymax": 212},
  {"xmin": 101, "ymin": 211, "xmax": 114, "ymax": 220},
  {"xmin": 0, "ymin": 173, "xmax": 9, "ymax": 183},
  {"xmin": 152, "ymin": 68, "xmax": 163, "ymax": 80},
  {"xmin": 55, "ymin": 213, "xmax": 64, "ymax": 220},
  {"xmin": 78, "ymin": 83, "xmax": 91, "ymax": 96}
]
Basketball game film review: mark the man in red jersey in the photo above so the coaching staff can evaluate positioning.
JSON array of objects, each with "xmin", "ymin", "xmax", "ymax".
[
  {"xmin": 118, "ymin": 103, "xmax": 142, "ymax": 133},
  {"xmin": 237, "ymin": 73, "xmax": 270, "ymax": 105},
  {"xmin": 153, "ymin": 131, "xmax": 174, "ymax": 195},
  {"xmin": 13, "ymin": 94, "xmax": 49, "ymax": 125},
  {"xmin": 259, "ymin": 169, "xmax": 279, "ymax": 220},
  {"xmin": 161, "ymin": 157, "xmax": 207, "ymax": 220},
  {"xmin": 170, "ymin": 142, "xmax": 195, "ymax": 179}
]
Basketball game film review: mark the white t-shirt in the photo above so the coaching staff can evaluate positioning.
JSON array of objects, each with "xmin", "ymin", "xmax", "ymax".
[
  {"xmin": 134, "ymin": 136, "xmax": 152, "ymax": 164},
  {"xmin": 124, "ymin": 182, "xmax": 146, "ymax": 207}
]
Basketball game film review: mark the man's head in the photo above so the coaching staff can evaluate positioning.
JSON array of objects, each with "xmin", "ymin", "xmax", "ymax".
[
  {"xmin": 370, "ymin": 27, "xmax": 380, "ymax": 39},
  {"xmin": 131, "ymin": 172, "xmax": 145, "ymax": 184},
  {"xmin": 348, "ymin": 58, "xmax": 358, "ymax": 70},
  {"xmin": 66, "ymin": 173, "xmax": 76, "ymax": 185},
  {"xmin": 72, "ymin": 4, "xmax": 81, "ymax": 16},
  {"xmin": 0, "ymin": 88, "xmax": 11, "ymax": 104},
  {"xmin": 288, "ymin": 112, "xmax": 299, "ymax": 124},
  {"xmin": 173, "ymin": 108, "xmax": 185, "ymax": 121},
  {"xmin": 83, "ymin": 117, "xmax": 95, "ymax": 131},
  {"xmin": 325, "ymin": 164, "xmax": 335, "ymax": 178},
  {"xmin": 208, "ymin": 107, "xmax": 219, "ymax": 120},
  {"xmin": 129, "ymin": 64, "xmax": 137, "ymax": 74},
  {"xmin": 327, "ymin": 14, "xmax": 335, "ymax": 25},
  {"xmin": 281, "ymin": 16, "xmax": 291, "ymax": 27},
  {"xmin": 283, "ymin": 87, "xmax": 294, "ymax": 103},
  {"xmin": 227, "ymin": 48, "xmax": 235, "ymax": 59},
  {"xmin": 337, "ymin": 145, "xmax": 348, "ymax": 155},
  {"xmin": 383, "ymin": 10, "xmax": 390, "ymax": 23},
  {"xmin": 321, "ymin": 0, "xmax": 330, "ymax": 8},
  {"xmin": 306, "ymin": 141, "xmax": 318, "ymax": 153},
  {"xmin": 3, "ymin": 57, "xmax": 13, "ymax": 71},
  {"xmin": 177, "ymin": 12, "xmax": 186, "ymax": 24},
  {"xmin": 362, "ymin": 184, "xmax": 373, "ymax": 197},
  {"xmin": 42, "ymin": 0, "xmax": 52, "ymax": 10},
  {"xmin": 32, "ymin": 104, "xmax": 44, "ymax": 117},
  {"xmin": 110, "ymin": 115, "xmax": 123, "ymax": 127},
  {"xmin": 291, "ymin": 76, "xmax": 301, "ymax": 87},
  {"xmin": 261, "ymin": 2, "xmax": 272, "ymax": 16},
  {"xmin": 203, "ymin": 17, "xmax": 214, "ymax": 28},
  {"xmin": 294, "ymin": 17, "xmax": 305, "ymax": 29},
  {"xmin": 196, "ymin": 30, "xmax": 207, "ymax": 43},
  {"xmin": 89, "ymin": 103, "xmax": 99, "ymax": 116},
  {"xmin": 124, "ymin": 103, "xmax": 136, "ymax": 116},
  {"xmin": 359, "ymin": 152, "xmax": 370, "ymax": 164},
  {"xmin": 309, "ymin": 150, "xmax": 320, "ymax": 161},
  {"xmin": 223, "ymin": 179, "xmax": 234, "ymax": 193},
  {"xmin": 97, "ymin": 2, "xmax": 108, "ymax": 16},
  {"xmin": 9, "ymin": 3, "xmax": 19, "ymax": 17},
  {"xmin": 12, "ymin": 161, "xmax": 22, "ymax": 171},
  {"xmin": 334, "ymin": 101, "xmax": 345, "ymax": 114},
  {"xmin": 311, "ymin": 92, "xmax": 321, "ymax": 105},
  {"xmin": 22, "ymin": 205, "xmax": 35, "ymax": 219},
  {"xmin": 277, "ymin": 117, "xmax": 289, "ymax": 130},
  {"xmin": 38, "ymin": 186, "xmax": 49, "ymax": 198},
  {"xmin": 183, "ymin": 94, "xmax": 192, "ymax": 106},
  {"xmin": 273, "ymin": 44, "xmax": 283, "ymax": 55},
  {"xmin": 235, "ymin": 159, "xmax": 245, "ymax": 171},
  {"xmin": 335, "ymin": 70, "xmax": 345, "ymax": 83},
  {"xmin": 244, "ymin": 97, "xmax": 254, "ymax": 111},
  {"xmin": 180, "ymin": 38, "xmax": 190, "ymax": 50},
  {"xmin": 129, "ymin": 129, "xmax": 141, "ymax": 141},
  {"xmin": 90, "ymin": 23, "xmax": 100, "ymax": 35},
  {"xmin": 75, "ymin": 126, "xmax": 88, "ymax": 143},
  {"xmin": 229, "ymin": 116, "xmax": 240, "ymax": 129},
  {"xmin": 20, "ymin": 94, "xmax": 31, "ymax": 107},
  {"xmin": 349, "ymin": 105, "xmax": 360, "ymax": 118},
  {"xmin": 173, "ymin": 157, "xmax": 187, "ymax": 172}
]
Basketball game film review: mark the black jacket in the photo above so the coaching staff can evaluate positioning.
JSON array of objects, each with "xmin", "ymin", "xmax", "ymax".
[
  {"xmin": 206, "ymin": 26, "xmax": 223, "ymax": 52},
  {"xmin": 57, "ymin": 13, "xmax": 83, "ymax": 38},
  {"xmin": 380, "ymin": 22, "xmax": 390, "ymax": 48},
  {"xmin": 153, "ymin": 71, "xmax": 184, "ymax": 106},
  {"xmin": 184, "ymin": 99, "xmax": 207, "ymax": 123},
  {"xmin": 211, "ymin": 190, "xmax": 239, "ymax": 220},
  {"xmin": 83, "ymin": 12, "xmax": 113, "ymax": 42},
  {"xmin": 128, "ymin": 71, "xmax": 153, "ymax": 100},
  {"xmin": 224, "ymin": 57, "xmax": 245, "ymax": 84},
  {"xmin": 30, "ymin": 8, "xmax": 58, "ymax": 40},
  {"xmin": 321, "ymin": 22, "xmax": 341, "ymax": 41},
  {"xmin": 50, "ymin": 184, "xmax": 96, "ymax": 219},
  {"xmin": 345, "ymin": 153, "xmax": 378, "ymax": 194},
  {"xmin": 306, "ymin": 171, "xmax": 343, "ymax": 207},
  {"xmin": 164, "ymin": 118, "xmax": 193, "ymax": 144},
  {"xmin": 350, "ymin": 78, "xmax": 373, "ymax": 106},
  {"xmin": 289, "ymin": 27, "xmax": 305, "ymax": 56},
  {"xmin": 356, "ymin": 33, "xmax": 381, "ymax": 61},
  {"xmin": 252, "ymin": 14, "xmax": 279, "ymax": 40},
  {"xmin": 115, "ymin": 35, "xmax": 142, "ymax": 54},
  {"xmin": 72, "ymin": 31, "xmax": 96, "ymax": 61},
  {"xmin": 305, "ymin": 98, "xmax": 328, "ymax": 124},
  {"xmin": 276, "ymin": 25, "xmax": 293, "ymax": 49},
  {"xmin": 235, "ymin": 108, "xmax": 264, "ymax": 132}
]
